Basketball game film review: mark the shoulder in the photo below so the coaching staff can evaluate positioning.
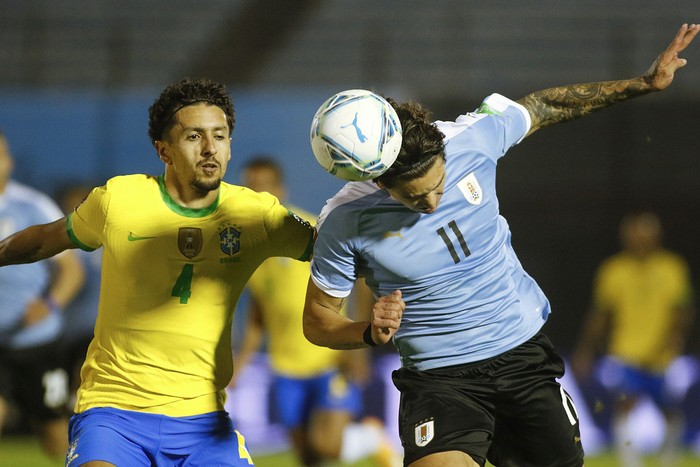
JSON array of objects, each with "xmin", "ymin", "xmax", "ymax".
[
  {"xmin": 219, "ymin": 182, "xmax": 280, "ymax": 211},
  {"xmin": 595, "ymin": 254, "xmax": 627, "ymax": 277},
  {"xmin": 7, "ymin": 179, "xmax": 52, "ymax": 202},
  {"xmin": 95, "ymin": 174, "xmax": 158, "ymax": 200},
  {"xmin": 436, "ymin": 94, "xmax": 530, "ymax": 137},
  {"xmin": 103, "ymin": 174, "xmax": 157, "ymax": 190},
  {"xmin": 317, "ymin": 181, "xmax": 385, "ymax": 229},
  {"xmin": 5, "ymin": 180, "xmax": 62, "ymax": 219},
  {"xmin": 656, "ymin": 249, "xmax": 690, "ymax": 270}
]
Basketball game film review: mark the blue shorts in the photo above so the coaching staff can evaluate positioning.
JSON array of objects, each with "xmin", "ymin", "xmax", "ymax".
[
  {"xmin": 66, "ymin": 407, "xmax": 254, "ymax": 466},
  {"xmin": 272, "ymin": 371, "xmax": 362, "ymax": 428},
  {"xmin": 616, "ymin": 363, "xmax": 671, "ymax": 408}
]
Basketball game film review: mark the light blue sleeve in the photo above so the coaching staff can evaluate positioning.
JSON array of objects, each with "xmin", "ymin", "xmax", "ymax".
[
  {"xmin": 310, "ymin": 207, "xmax": 358, "ymax": 298},
  {"xmin": 473, "ymin": 93, "xmax": 531, "ymax": 160}
]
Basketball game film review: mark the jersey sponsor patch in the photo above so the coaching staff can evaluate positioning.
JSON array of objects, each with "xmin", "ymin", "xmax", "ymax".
[
  {"xmin": 414, "ymin": 418, "xmax": 435, "ymax": 447},
  {"xmin": 457, "ymin": 172, "xmax": 483, "ymax": 205}
]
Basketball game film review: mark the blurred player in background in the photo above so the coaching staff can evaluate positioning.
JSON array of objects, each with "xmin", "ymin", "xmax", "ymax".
[
  {"xmin": 55, "ymin": 183, "xmax": 102, "ymax": 408},
  {"xmin": 0, "ymin": 130, "xmax": 84, "ymax": 460},
  {"xmin": 572, "ymin": 212, "xmax": 694, "ymax": 467},
  {"xmin": 303, "ymin": 24, "xmax": 698, "ymax": 467},
  {"xmin": 0, "ymin": 78, "xmax": 315, "ymax": 466},
  {"xmin": 231, "ymin": 156, "xmax": 400, "ymax": 466}
]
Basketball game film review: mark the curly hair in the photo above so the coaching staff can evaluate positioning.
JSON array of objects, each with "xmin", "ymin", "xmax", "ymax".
[
  {"xmin": 148, "ymin": 77, "xmax": 235, "ymax": 144},
  {"xmin": 375, "ymin": 98, "xmax": 445, "ymax": 189}
]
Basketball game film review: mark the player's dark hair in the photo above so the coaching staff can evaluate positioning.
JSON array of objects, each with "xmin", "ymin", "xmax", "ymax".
[
  {"xmin": 375, "ymin": 98, "xmax": 445, "ymax": 189},
  {"xmin": 148, "ymin": 77, "xmax": 235, "ymax": 144},
  {"xmin": 243, "ymin": 156, "xmax": 284, "ymax": 183}
]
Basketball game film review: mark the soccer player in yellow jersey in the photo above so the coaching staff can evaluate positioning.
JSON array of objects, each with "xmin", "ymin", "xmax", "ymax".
[
  {"xmin": 0, "ymin": 78, "xmax": 315, "ymax": 467},
  {"xmin": 231, "ymin": 157, "xmax": 400, "ymax": 467},
  {"xmin": 573, "ymin": 212, "xmax": 694, "ymax": 467}
]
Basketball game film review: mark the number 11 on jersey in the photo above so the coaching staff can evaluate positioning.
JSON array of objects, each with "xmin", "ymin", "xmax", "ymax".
[{"xmin": 437, "ymin": 220, "xmax": 470, "ymax": 264}]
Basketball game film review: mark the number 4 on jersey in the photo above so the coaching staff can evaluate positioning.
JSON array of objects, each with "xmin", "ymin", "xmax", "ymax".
[{"xmin": 171, "ymin": 263, "xmax": 194, "ymax": 304}]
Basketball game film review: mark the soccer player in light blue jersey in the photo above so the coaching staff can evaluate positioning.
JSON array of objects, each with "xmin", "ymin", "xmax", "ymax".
[{"xmin": 303, "ymin": 24, "xmax": 699, "ymax": 467}]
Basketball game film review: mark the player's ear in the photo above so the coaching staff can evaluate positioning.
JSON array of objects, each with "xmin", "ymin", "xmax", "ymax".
[{"xmin": 155, "ymin": 140, "xmax": 172, "ymax": 164}]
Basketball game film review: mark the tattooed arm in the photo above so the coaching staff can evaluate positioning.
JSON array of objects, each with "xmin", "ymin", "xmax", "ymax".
[{"xmin": 518, "ymin": 23, "xmax": 699, "ymax": 137}]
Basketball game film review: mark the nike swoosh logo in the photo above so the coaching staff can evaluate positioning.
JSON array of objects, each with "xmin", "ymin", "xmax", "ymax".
[{"xmin": 127, "ymin": 232, "xmax": 156, "ymax": 241}]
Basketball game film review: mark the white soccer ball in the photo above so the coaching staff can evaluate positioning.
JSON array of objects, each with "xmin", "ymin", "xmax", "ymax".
[{"xmin": 310, "ymin": 89, "xmax": 402, "ymax": 181}]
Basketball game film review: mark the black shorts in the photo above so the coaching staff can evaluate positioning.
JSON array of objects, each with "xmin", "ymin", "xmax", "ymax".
[
  {"xmin": 392, "ymin": 333, "xmax": 584, "ymax": 467},
  {"xmin": 0, "ymin": 339, "xmax": 70, "ymax": 422}
]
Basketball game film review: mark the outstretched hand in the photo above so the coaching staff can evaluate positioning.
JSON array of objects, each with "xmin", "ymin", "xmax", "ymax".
[{"xmin": 645, "ymin": 23, "xmax": 699, "ymax": 90}]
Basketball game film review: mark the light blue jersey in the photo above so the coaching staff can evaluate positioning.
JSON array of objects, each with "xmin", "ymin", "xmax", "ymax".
[
  {"xmin": 311, "ymin": 94, "xmax": 550, "ymax": 370},
  {"xmin": 0, "ymin": 180, "xmax": 65, "ymax": 349}
]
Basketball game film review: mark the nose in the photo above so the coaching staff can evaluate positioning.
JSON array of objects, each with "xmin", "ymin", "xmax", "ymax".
[
  {"xmin": 419, "ymin": 192, "xmax": 440, "ymax": 211},
  {"xmin": 202, "ymin": 135, "xmax": 218, "ymax": 155}
]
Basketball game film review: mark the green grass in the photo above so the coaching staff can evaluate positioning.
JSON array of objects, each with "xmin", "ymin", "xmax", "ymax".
[{"xmin": 2, "ymin": 435, "xmax": 700, "ymax": 466}]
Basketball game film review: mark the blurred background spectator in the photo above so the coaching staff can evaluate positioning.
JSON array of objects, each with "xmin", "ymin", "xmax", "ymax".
[
  {"xmin": 572, "ymin": 212, "xmax": 695, "ymax": 466},
  {"xmin": 0, "ymin": 130, "xmax": 84, "ymax": 460},
  {"xmin": 227, "ymin": 156, "xmax": 399, "ymax": 466}
]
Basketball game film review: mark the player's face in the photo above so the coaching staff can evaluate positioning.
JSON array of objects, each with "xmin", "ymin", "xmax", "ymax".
[
  {"xmin": 158, "ymin": 103, "xmax": 231, "ymax": 193},
  {"xmin": 383, "ymin": 157, "xmax": 446, "ymax": 214},
  {"xmin": 243, "ymin": 167, "xmax": 286, "ymax": 200}
]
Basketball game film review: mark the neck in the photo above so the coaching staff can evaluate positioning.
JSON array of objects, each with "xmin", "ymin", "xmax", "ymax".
[{"xmin": 163, "ymin": 173, "xmax": 218, "ymax": 209}]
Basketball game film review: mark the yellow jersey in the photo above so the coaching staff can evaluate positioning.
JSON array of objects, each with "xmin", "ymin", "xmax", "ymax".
[
  {"xmin": 246, "ymin": 206, "xmax": 342, "ymax": 378},
  {"xmin": 67, "ymin": 174, "xmax": 314, "ymax": 416},
  {"xmin": 593, "ymin": 249, "xmax": 692, "ymax": 371}
]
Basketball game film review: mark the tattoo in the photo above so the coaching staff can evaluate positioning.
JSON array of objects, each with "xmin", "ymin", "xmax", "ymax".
[{"xmin": 518, "ymin": 77, "xmax": 653, "ymax": 132}]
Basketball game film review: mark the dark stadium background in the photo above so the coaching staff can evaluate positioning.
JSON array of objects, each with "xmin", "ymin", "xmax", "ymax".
[
  {"xmin": 2, "ymin": 0, "xmax": 699, "ymax": 353},
  {"xmin": 1, "ymin": 0, "xmax": 699, "ymax": 456}
]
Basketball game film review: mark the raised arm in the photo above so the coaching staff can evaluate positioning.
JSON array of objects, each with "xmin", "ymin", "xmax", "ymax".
[
  {"xmin": 518, "ymin": 23, "xmax": 699, "ymax": 137},
  {"xmin": 0, "ymin": 217, "xmax": 76, "ymax": 266}
]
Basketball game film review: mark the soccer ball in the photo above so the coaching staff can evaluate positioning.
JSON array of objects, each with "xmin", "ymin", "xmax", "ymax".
[{"xmin": 310, "ymin": 89, "xmax": 402, "ymax": 181}]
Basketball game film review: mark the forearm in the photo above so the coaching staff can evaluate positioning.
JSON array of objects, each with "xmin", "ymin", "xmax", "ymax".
[
  {"xmin": 518, "ymin": 76, "xmax": 654, "ymax": 135},
  {"xmin": 303, "ymin": 300, "xmax": 369, "ymax": 350},
  {"xmin": 520, "ymin": 23, "xmax": 700, "ymax": 135},
  {"xmin": 48, "ymin": 250, "xmax": 85, "ymax": 308},
  {"xmin": 0, "ymin": 220, "xmax": 69, "ymax": 266},
  {"xmin": 234, "ymin": 324, "xmax": 264, "ymax": 371}
]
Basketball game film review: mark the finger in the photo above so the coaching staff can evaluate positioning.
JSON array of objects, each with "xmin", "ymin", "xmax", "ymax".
[{"xmin": 671, "ymin": 23, "xmax": 699, "ymax": 53}]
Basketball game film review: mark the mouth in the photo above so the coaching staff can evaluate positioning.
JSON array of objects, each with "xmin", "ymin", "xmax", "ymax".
[{"xmin": 199, "ymin": 162, "xmax": 219, "ymax": 176}]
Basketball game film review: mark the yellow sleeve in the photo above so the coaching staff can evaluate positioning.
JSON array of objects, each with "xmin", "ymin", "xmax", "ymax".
[
  {"xmin": 67, "ymin": 184, "xmax": 109, "ymax": 251},
  {"xmin": 262, "ymin": 198, "xmax": 315, "ymax": 262}
]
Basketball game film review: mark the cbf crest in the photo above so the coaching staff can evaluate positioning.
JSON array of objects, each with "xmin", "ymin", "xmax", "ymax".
[
  {"xmin": 178, "ymin": 228, "xmax": 202, "ymax": 259},
  {"xmin": 219, "ymin": 225, "xmax": 241, "ymax": 256}
]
